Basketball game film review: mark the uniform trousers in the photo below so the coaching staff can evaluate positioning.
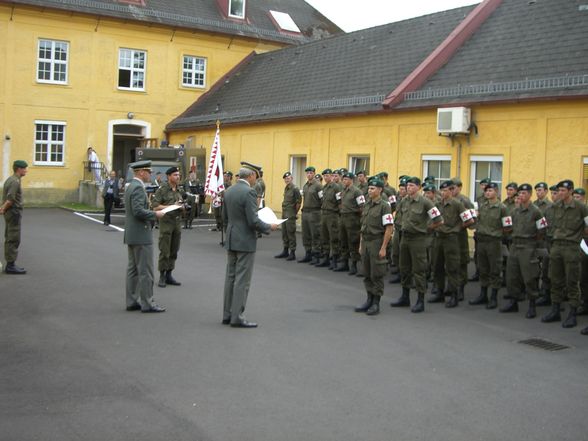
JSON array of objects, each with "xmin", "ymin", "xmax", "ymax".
[
  {"xmin": 458, "ymin": 229, "xmax": 470, "ymax": 286},
  {"xmin": 550, "ymin": 240, "xmax": 582, "ymax": 307},
  {"xmin": 281, "ymin": 212, "xmax": 297, "ymax": 251},
  {"xmin": 400, "ymin": 233, "xmax": 429, "ymax": 294},
  {"xmin": 126, "ymin": 244, "xmax": 155, "ymax": 308},
  {"xmin": 506, "ymin": 243, "xmax": 540, "ymax": 300},
  {"xmin": 433, "ymin": 233, "xmax": 460, "ymax": 294},
  {"xmin": 3, "ymin": 209, "xmax": 21, "ymax": 263},
  {"xmin": 391, "ymin": 228, "xmax": 401, "ymax": 268},
  {"xmin": 158, "ymin": 219, "xmax": 181, "ymax": 271},
  {"xmin": 223, "ymin": 251, "xmax": 255, "ymax": 324},
  {"xmin": 538, "ymin": 239, "xmax": 551, "ymax": 293},
  {"xmin": 476, "ymin": 236, "xmax": 503, "ymax": 289},
  {"xmin": 320, "ymin": 211, "xmax": 340, "ymax": 257},
  {"xmin": 301, "ymin": 209, "xmax": 321, "ymax": 253},
  {"xmin": 361, "ymin": 237, "xmax": 388, "ymax": 298},
  {"xmin": 339, "ymin": 213, "xmax": 361, "ymax": 262}
]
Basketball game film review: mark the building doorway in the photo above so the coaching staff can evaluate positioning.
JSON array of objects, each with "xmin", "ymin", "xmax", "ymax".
[{"xmin": 108, "ymin": 119, "xmax": 151, "ymax": 178}]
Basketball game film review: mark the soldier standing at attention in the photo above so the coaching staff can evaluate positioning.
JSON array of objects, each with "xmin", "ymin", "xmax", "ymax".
[
  {"xmin": 429, "ymin": 180, "xmax": 473, "ymax": 307},
  {"xmin": 275, "ymin": 172, "xmax": 301, "ymax": 261},
  {"xmin": 317, "ymin": 169, "xmax": 342, "ymax": 269},
  {"xmin": 391, "ymin": 176, "xmax": 443, "ymax": 313},
  {"xmin": 500, "ymin": 184, "xmax": 547, "ymax": 317},
  {"xmin": 542, "ymin": 180, "xmax": 588, "ymax": 329},
  {"xmin": 389, "ymin": 177, "xmax": 408, "ymax": 283},
  {"xmin": 355, "ymin": 177, "xmax": 393, "ymax": 316},
  {"xmin": 469, "ymin": 182, "xmax": 509, "ymax": 309},
  {"xmin": 534, "ymin": 182, "xmax": 553, "ymax": 306},
  {"xmin": 335, "ymin": 172, "xmax": 365, "ymax": 274},
  {"xmin": 572, "ymin": 188, "xmax": 588, "ymax": 319},
  {"xmin": 152, "ymin": 167, "xmax": 184, "ymax": 288},
  {"xmin": 470, "ymin": 178, "xmax": 491, "ymax": 282},
  {"xmin": 423, "ymin": 183, "xmax": 438, "ymax": 292},
  {"xmin": 356, "ymin": 170, "xmax": 369, "ymax": 198},
  {"xmin": 298, "ymin": 166, "xmax": 323, "ymax": 264},
  {"xmin": 0, "ymin": 160, "xmax": 28, "ymax": 274},
  {"xmin": 451, "ymin": 178, "xmax": 476, "ymax": 300}
]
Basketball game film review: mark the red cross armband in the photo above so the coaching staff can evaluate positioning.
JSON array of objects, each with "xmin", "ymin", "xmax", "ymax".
[
  {"xmin": 382, "ymin": 213, "xmax": 394, "ymax": 226},
  {"xmin": 318, "ymin": 190, "xmax": 324, "ymax": 199},
  {"xmin": 336, "ymin": 192, "xmax": 342, "ymax": 201},
  {"xmin": 427, "ymin": 206, "xmax": 441, "ymax": 220},
  {"xmin": 356, "ymin": 195, "xmax": 365, "ymax": 205},
  {"xmin": 501, "ymin": 216, "xmax": 512, "ymax": 227},
  {"xmin": 459, "ymin": 210, "xmax": 473, "ymax": 222},
  {"xmin": 388, "ymin": 195, "xmax": 397, "ymax": 204},
  {"xmin": 536, "ymin": 217, "xmax": 548, "ymax": 229}
]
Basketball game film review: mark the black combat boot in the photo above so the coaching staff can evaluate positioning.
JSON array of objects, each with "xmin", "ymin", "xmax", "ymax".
[
  {"xmin": 445, "ymin": 291, "xmax": 458, "ymax": 308},
  {"xmin": 355, "ymin": 294, "xmax": 374, "ymax": 313},
  {"xmin": 526, "ymin": 299, "xmax": 536, "ymax": 319},
  {"xmin": 541, "ymin": 303, "xmax": 561, "ymax": 323},
  {"xmin": 310, "ymin": 253, "xmax": 321, "ymax": 265},
  {"xmin": 317, "ymin": 255, "xmax": 330, "ymax": 267},
  {"xmin": 576, "ymin": 303, "xmax": 588, "ymax": 316},
  {"xmin": 499, "ymin": 299, "xmax": 519, "ymax": 313},
  {"xmin": 366, "ymin": 295, "xmax": 381, "ymax": 316},
  {"xmin": 562, "ymin": 306, "xmax": 577, "ymax": 328},
  {"xmin": 536, "ymin": 289, "xmax": 551, "ymax": 306},
  {"xmin": 355, "ymin": 261, "xmax": 364, "ymax": 277},
  {"xmin": 469, "ymin": 286, "xmax": 488, "ymax": 305},
  {"xmin": 486, "ymin": 288, "xmax": 498, "ymax": 310},
  {"xmin": 348, "ymin": 260, "xmax": 357, "ymax": 275},
  {"xmin": 328, "ymin": 255, "xmax": 339, "ymax": 270},
  {"xmin": 458, "ymin": 285, "xmax": 465, "ymax": 301},
  {"xmin": 166, "ymin": 270, "xmax": 181, "ymax": 286},
  {"xmin": 286, "ymin": 250, "xmax": 296, "ymax": 261},
  {"xmin": 581, "ymin": 326, "xmax": 588, "ymax": 335},
  {"xmin": 334, "ymin": 259, "xmax": 349, "ymax": 272},
  {"xmin": 391, "ymin": 287, "xmax": 411, "ymax": 308},
  {"xmin": 5, "ymin": 262, "xmax": 26, "ymax": 274},
  {"xmin": 411, "ymin": 292, "xmax": 425, "ymax": 313},
  {"xmin": 275, "ymin": 248, "xmax": 289, "ymax": 258},
  {"xmin": 388, "ymin": 273, "xmax": 401, "ymax": 284},
  {"xmin": 298, "ymin": 250, "xmax": 312, "ymax": 263},
  {"xmin": 468, "ymin": 270, "xmax": 480, "ymax": 282},
  {"xmin": 158, "ymin": 271, "xmax": 167, "ymax": 288},
  {"xmin": 427, "ymin": 288, "xmax": 445, "ymax": 303}
]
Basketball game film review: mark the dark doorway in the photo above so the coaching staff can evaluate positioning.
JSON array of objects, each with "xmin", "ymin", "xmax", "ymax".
[{"xmin": 112, "ymin": 124, "xmax": 144, "ymax": 178}]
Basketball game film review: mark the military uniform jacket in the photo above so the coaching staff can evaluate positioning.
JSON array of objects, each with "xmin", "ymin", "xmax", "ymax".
[
  {"xmin": 321, "ymin": 182, "xmax": 341, "ymax": 212},
  {"xmin": 282, "ymin": 183, "xmax": 302, "ymax": 217},
  {"xmin": 357, "ymin": 182, "xmax": 369, "ymax": 197},
  {"xmin": 302, "ymin": 179, "xmax": 322, "ymax": 211},
  {"xmin": 477, "ymin": 199, "xmax": 507, "ymax": 238},
  {"xmin": 152, "ymin": 183, "xmax": 183, "ymax": 225},
  {"xmin": 340, "ymin": 185, "xmax": 363, "ymax": 215},
  {"xmin": 511, "ymin": 203, "xmax": 544, "ymax": 241},
  {"xmin": 436, "ymin": 197, "xmax": 466, "ymax": 235},
  {"xmin": 456, "ymin": 193, "xmax": 474, "ymax": 210},
  {"xmin": 124, "ymin": 178, "xmax": 156, "ymax": 245},
  {"xmin": 551, "ymin": 198, "xmax": 588, "ymax": 242},
  {"xmin": 394, "ymin": 196, "xmax": 407, "ymax": 228},
  {"xmin": 2, "ymin": 174, "xmax": 23, "ymax": 211},
  {"xmin": 503, "ymin": 197, "xmax": 517, "ymax": 216},
  {"xmin": 534, "ymin": 198, "xmax": 552, "ymax": 215},
  {"xmin": 223, "ymin": 180, "xmax": 271, "ymax": 252},
  {"xmin": 361, "ymin": 197, "xmax": 392, "ymax": 241},
  {"xmin": 400, "ymin": 194, "xmax": 441, "ymax": 234}
]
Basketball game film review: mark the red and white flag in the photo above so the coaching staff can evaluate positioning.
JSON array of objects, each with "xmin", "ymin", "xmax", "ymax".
[{"xmin": 204, "ymin": 124, "xmax": 225, "ymax": 198}]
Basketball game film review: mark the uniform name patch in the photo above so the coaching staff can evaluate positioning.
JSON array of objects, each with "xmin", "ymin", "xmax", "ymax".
[
  {"xmin": 388, "ymin": 195, "xmax": 397, "ymax": 204},
  {"xmin": 318, "ymin": 190, "xmax": 324, "ymax": 199},
  {"xmin": 501, "ymin": 216, "xmax": 512, "ymax": 227},
  {"xmin": 382, "ymin": 214, "xmax": 394, "ymax": 226},
  {"xmin": 336, "ymin": 192, "xmax": 342, "ymax": 201},
  {"xmin": 427, "ymin": 206, "xmax": 441, "ymax": 219},
  {"xmin": 459, "ymin": 210, "xmax": 473, "ymax": 222},
  {"xmin": 536, "ymin": 217, "xmax": 548, "ymax": 229},
  {"xmin": 356, "ymin": 195, "xmax": 366, "ymax": 205}
]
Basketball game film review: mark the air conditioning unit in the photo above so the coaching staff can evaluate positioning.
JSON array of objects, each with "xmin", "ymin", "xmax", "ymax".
[{"xmin": 437, "ymin": 107, "xmax": 471, "ymax": 134}]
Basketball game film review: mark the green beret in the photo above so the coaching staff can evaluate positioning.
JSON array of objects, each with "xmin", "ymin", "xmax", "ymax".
[
  {"xmin": 305, "ymin": 166, "xmax": 316, "ymax": 173},
  {"xmin": 368, "ymin": 177, "xmax": 384, "ymax": 188},
  {"xmin": 480, "ymin": 178, "xmax": 491, "ymax": 185},
  {"xmin": 549, "ymin": 185, "xmax": 558, "ymax": 192},
  {"xmin": 343, "ymin": 172, "xmax": 355, "ymax": 180},
  {"xmin": 518, "ymin": 183, "xmax": 532, "ymax": 192},
  {"xmin": 166, "ymin": 166, "xmax": 179, "ymax": 175},
  {"xmin": 557, "ymin": 180, "xmax": 574, "ymax": 190},
  {"xmin": 506, "ymin": 182, "xmax": 518, "ymax": 190},
  {"xmin": 535, "ymin": 182, "xmax": 548, "ymax": 190},
  {"xmin": 282, "ymin": 171, "xmax": 292, "ymax": 179},
  {"xmin": 333, "ymin": 169, "xmax": 342, "ymax": 175},
  {"xmin": 424, "ymin": 175, "xmax": 436, "ymax": 183},
  {"xmin": 399, "ymin": 175, "xmax": 408, "ymax": 181},
  {"xmin": 451, "ymin": 177, "xmax": 463, "ymax": 186},
  {"xmin": 356, "ymin": 170, "xmax": 366, "ymax": 176},
  {"xmin": 13, "ymin": 160, "xmax": 28, "ymax": 169},
  {"xmin": 406, "ymin": 176, "xmax": 421, "ymax": 186},
  {"xmin": 399, "ymin": 178, "xmax": 408, "ymax": 187},
  {"xmin": 379, "ymin": 172, "xmax": 388, "ymax": 179},
  {"xmin": 486, "ymin": 182, "xmax": 498, "ymax": 190},
  {"xmin": 322, "ymin": 168, "xmax": 333, "ymax": 175},
  {"xmin": 423, "ymin": 184, "xmax": 436, "ymax": 192},
  {"xmin": 439, "ymin": 180, "xmax": 454, "ymax": 190},
  {"xmin": 573, "ymin": 188, "xmax": 586, "ymax": 196}
]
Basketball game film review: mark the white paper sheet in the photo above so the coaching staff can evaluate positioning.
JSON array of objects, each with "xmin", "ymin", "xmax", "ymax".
[
  {"xmin": 258, "ymin": 207, "xmax": 287, "ymax": 225},
  {"xmin": 161, "ymin": 204, "xmax": 182, "ymax": 214}
]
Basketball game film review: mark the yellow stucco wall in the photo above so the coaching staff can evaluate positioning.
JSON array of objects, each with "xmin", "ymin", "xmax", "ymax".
[
  {"xmin": 0, "ymin": 4, "xmax": 284, "ymax": 202},
  {"xmin": 168, "ymin": 100, "xmax": 588, "ymax": 214}
]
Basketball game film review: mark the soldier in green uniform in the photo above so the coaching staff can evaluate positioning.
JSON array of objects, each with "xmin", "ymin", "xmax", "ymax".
[
  {"xmin": 501, "ymin": 182, "xmax": 518, "ymax": 289},
  {"xmin": 428, "ymin": 180, "xmax": 474, "ymax": 307},
  {"xmin": 354, "ymin": 177, "xmax": 393, "ymax": 316},
  {"xmin": 572, "ymin": 188, "xmax": 588, "ymax": 318},
  {"xmin": 379, "ymin": 172, "xmax": 398, "ymax": 209},
  {"xmin": 470, "ymin": 178, "xmax": 491, "ymax": 282},
  {"xmin": 534, "ymin": 182, "xmax": 553, "ymax": 306},
  {"xmin": 183, "ymin": 172, "xmax": 202, "ymax": 229},
  {"xmin": 423, "ymin": 183, "xmax": 438, "ymax": 291},
  {"xmin": 0, "ymin": 160, "xmax": 28, "ymax": 274},
  {"xmin": 451, "ymin": 177, "xmax": 476, "ymax": 300},
  {"xmin": 356, "ymin": 170, "xmax": 369, "ymax": 197},
  {"xmin": 389, "ymin": 177, "xmax": 408, "ymax": 283},
  {"xmin": 391, "ymin": 176, "xmax": 443, "ymax": 313},
  {"xmin": 468, "ymin": 182, "xmax": 509, "ymax": 309},
  {"xmin": 541, "ymin": 180, "xmax": 588, "ymax": 329},
  {"xmin": 335, "ymin": 172, "xmax": 365, "ymax": 274},
  {"xmin": 317, "ymin": 169, "xmax": 342, "ymax": 269},
  {"xmin": 152, "ymin": 167, "xmax": 184, "ymax": 288},
  {"xmin": 299, "ymin": 166, "xmax": 323, "ymax": 264},
  {"xmin": 500, "ymin": 184, "xmax": 547, "ymax": 318},
  {"xmin": 275, "ymin": 171, "xmax": 301, "ymax": 261}
]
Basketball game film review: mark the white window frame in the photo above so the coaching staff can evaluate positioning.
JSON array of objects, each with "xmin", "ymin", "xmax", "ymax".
[
  {"xmin": 34, "ymin": 120, "xmax": 66, "ymax": 166},
  {"xmin": 290, "ymin": 155, "xmax": 307, "ymax": 190},
  {"xmin": 348, "ymin": 155, "xmax": 370, "ymax": 175},
  {"xmin": 228, "ymin": 0, "xmax": 246, "ymax": 19},
  {"xmin": 422, "ymin": 155, "xmax": 452, "ymax": 189},
  {"xmin": 118, "ymin": 48, "xmax": 146, "ymax": 91},
  {"xmin": 469, "ymin": 155, "xmax": 503, "ymax": 200},
  {"xmin": 36, "ymin": 39, "xmax": 69, "ymax": 85},
  {"xmin": 182, "ymin": 55, "xmax": 207, "ymax": 88}
]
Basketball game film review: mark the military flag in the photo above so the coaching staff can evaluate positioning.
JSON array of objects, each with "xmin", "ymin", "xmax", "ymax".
[{"xmin": 204, "ymin": 121, "xmax": 225, "ymax": 197}]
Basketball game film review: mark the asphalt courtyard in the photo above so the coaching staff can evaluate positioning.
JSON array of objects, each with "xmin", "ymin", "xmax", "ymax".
[{"xmin": 1, "ymin": 208, "xmax": 587, "ymax": 441}]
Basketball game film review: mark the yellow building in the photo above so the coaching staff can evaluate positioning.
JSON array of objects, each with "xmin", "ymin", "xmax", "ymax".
[
  {"xmin": 167, "ymin": 0, "xmax": 588, "ymax": 214},
  {"xmin": 0, "ymin": 0, "xmax": 340, "ymax": 202}
]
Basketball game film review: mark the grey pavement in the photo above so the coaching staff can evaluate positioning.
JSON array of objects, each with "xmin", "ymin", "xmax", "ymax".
[{"xmin": 1, "ymin": 208, "xmax": 587, "ymax": 441}]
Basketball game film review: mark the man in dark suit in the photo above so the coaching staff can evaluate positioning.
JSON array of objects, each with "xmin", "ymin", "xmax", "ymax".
[
  {"xmin": 102, "ymin": 170, "xmax": 119, "ymax": 225},
  {"xmin": 222, "ymin": 161, "xmax": 277, "ymax": 328},
  {"xmin": 124, "ymin": 160, "xmax": 165, "ymax": 313}
]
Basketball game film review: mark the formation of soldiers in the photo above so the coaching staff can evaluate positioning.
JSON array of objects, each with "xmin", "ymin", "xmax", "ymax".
[{"xmin": 275, "ymin": 167, "xmax": 588, "ymax": 335}]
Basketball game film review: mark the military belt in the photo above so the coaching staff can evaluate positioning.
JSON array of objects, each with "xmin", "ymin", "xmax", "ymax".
[
  {"xmin": 552, "ymin": 239, "xmax": 579, "ymax": 246},
  {"xmin": 512, "ymin": 237, "xmax": 537, "ymax": 245},
  {"xmin": 401, "ymin": 231, "xmax": 426, "ymax": 239},
  {"xmin": 477, "ymin": 234, "xmax": 502, "ymax": 242}
]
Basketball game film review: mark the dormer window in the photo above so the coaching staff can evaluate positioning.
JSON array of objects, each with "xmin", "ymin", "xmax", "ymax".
[
  {"xmin": 269, "ymin": 10, "xmax": 301, "ymax": 33},
  {"xmin": 228, "ymin": 0, "xmax": 245, "ymax": 19}
]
